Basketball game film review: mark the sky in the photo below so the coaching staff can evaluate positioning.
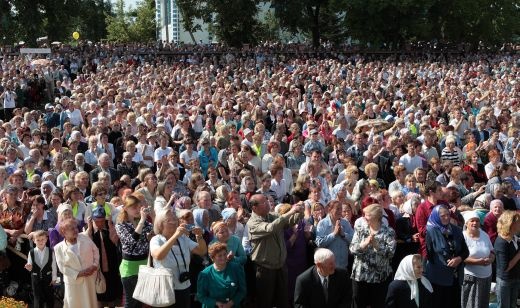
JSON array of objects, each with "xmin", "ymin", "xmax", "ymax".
[{"xmin": 115, "ymin": 0, "xmax": 139, "ymax": 11}]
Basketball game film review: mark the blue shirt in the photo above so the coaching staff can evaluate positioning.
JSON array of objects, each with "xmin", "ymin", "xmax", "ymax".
[{"xmin": 315, "ymin": 215, "xmax": 354, "ymax": 270}]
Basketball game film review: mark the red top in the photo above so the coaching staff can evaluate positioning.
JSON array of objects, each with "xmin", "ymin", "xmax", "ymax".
[
  {"xmin": 415, "ymin": 199, "xmax": 436, "ymax": 257},
  {"xmin": 483, "ymin": 212, "xmax": 499, "ymax": 244}
]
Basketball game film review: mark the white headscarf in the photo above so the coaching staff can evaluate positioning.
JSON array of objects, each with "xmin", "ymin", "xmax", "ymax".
[{"xmin": 394, "ymin": 255, "xmax": 433, "ymax": 307}]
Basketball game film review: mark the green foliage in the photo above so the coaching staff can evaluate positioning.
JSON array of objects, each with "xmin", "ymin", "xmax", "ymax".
[
  {"xmin": 345, "ymin": 0, "xmax": 519, "ymax": 48},
  {"xmin": 106, "ymin": 0, "xmax": 133, "ymax": 42},
  {"xmin": 176, "ymin": 0, "xmax": 262, "ymax": 47},
  {"xmin": 2, "ymin": 0, "xmax": 111, "ymax": 46},
  {"xmin": 271, "ymin": 0, "xmax": 348, "ymax": 47},
  {"xmin": 130, "ymin": 0, "xmax": 157, "ymax": 42},
  {"xmin": 106, "ymin": 0, "xmax": 156, "ymax": 43},
  {"xmin": 1, "ymin": 0, "xmax": 517, "ymax": 48}
]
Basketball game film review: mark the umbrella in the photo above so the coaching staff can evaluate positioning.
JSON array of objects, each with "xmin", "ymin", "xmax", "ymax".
[
  {"xmin": 355, "ymin": 119, "xmax": 393, "ymax": 134},
  {"xmin": 51, "ymin": 41, "xmax": 61, "ymax": 45}
]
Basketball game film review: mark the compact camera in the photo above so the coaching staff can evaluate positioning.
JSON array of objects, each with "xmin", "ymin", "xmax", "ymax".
[{"xmin": 179, "ymin": 272, "xmax": 190, "ymax": 283}]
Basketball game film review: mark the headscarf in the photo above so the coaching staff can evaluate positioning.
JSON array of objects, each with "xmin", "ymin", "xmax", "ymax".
[
  {"xmin": 427, "ymin": 204, "xmax": 451, "ymax": 234},
  {"xmin": 402, "ymin": 199, "xmax": 414, "ymax": 217},
  {"xmin": 394, "ymin": 255, "xmax": 433, "ymax": 307},
  {"xmin": 215, "ymin": 186, "xmax": 227, "ymax": 203},
  {"xmin": 193, "ymin": 208, "xmax": 209, "ymax": 232},
  {"xmin": 41, "ymin": 180, "xmax": 56, "ymax": 195},
  {"xmin": 504, "ymin": 137, "xmax": 517, "ymax": 163},
  {"xmin": 174, "ymin": 196, "xmax": 191, "ymax": 210},
  {"xmin": 221, "ymin": 208, "xmax": 237, "ymax": 222},
  {"xmin": 217, "ymin": 149, "xmax": 229, "ymax": 168},
  {"xmin": 239, "ymin": 177, "xmax": 249, "ymax": 194},
  {"xmin": 42, "ymin": 171, "xmax": 54, "ymax": 182}
]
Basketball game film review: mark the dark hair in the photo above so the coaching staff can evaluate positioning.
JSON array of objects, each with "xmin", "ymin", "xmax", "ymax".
[
  {"xmin": 423, "ymin": 181, "xmax": 441, "ymax": 196},
  {"xmin": 32, "ymin": 195, "xmax": 46, "ymax": 205}
]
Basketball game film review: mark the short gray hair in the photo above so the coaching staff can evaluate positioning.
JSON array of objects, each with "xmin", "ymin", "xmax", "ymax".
[
  {"xmin": 490, "ymin": 199, "xmax": 504, "ymax": 210},
  {"xmin": 314, "ymin": 248, "xmax": 334, "ymax": 264}
]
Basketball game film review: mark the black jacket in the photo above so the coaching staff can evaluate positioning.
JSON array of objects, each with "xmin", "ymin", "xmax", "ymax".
[
  {"xmin": 294, "ymin": 266, "xmax": 351, "ymax": 308},
  {"xmin": 385, "ymin": 279, "xmax": 433, "ymax": 308}
]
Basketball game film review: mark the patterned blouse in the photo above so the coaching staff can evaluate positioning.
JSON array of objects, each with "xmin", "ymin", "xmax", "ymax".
[
  {"xmin": 350, "ymin": 223, "xmax": 396, "ymax": 283},
  {"xmin": 115, "ymin": 221, "xmax": 153, "ymax": 258}
]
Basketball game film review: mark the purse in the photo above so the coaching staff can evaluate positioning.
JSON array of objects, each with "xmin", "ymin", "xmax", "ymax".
[
  {"xmin": 95, "ymin": 269, "xmax": 106, "ymax": 294},
  {"xmin": 132, "ymin": 253, "xmax": 176, "ymax": 307}
]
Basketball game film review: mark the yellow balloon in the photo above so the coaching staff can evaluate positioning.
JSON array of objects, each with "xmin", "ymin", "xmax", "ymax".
[{"xmin": 72, "ymin": 32, "xmax": 80, "ymax": 40}]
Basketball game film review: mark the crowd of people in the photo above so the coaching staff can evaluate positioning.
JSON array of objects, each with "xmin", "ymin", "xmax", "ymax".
[{"xmin": 0, "ymin": 43, "xmax": 518, "ymax": 308}]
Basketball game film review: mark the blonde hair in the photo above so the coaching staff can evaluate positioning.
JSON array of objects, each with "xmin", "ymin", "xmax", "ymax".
[
  {"xmin": 153, "ymin": 208, "xmax": 176, "ymax": 235},
  {"xmin": 497, "ymin": 210, "xmax": 520, "ymax": 241},
  {"xmin": 364, "ymin": 163, "xmax": 379, "ymax": 174},
  {"xmin": 363, "ymin": 203, "xmax": 383, "ymax": 221}
]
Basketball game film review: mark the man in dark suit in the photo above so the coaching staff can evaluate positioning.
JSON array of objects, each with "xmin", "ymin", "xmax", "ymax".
[
  {"xmin": 90, "ymin": 153, "xmax": 119, "ymax": 185},
  {"xmin": 472, "ymin": 119, "xmax": 490, "ymax": 144},
  {"xmin": 294, "ymin": 248, "xmax": 351, "ymax": 308}
]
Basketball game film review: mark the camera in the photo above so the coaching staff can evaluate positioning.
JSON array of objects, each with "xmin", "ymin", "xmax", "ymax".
[
  {"xmin": 179, "ymin": 272, "xmax": 190, "ymax": 283},
  {"xmin": 185, "ymin": 224, "xmax": 196, "ymax": 232}
]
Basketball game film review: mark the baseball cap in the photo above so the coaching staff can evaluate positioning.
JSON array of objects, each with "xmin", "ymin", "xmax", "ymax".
[{"xmin": 92, "ymin": 207, "xmax": 107, "ymax": 219}]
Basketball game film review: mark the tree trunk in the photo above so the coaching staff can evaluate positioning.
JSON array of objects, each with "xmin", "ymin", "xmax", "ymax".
[
  {"xmin": 308, "ymin": 5, "xmax": 321, "ymax": 48},
  {"xmin": 189, "ymin": 31, "xmax": 197, "ymax": 43}
]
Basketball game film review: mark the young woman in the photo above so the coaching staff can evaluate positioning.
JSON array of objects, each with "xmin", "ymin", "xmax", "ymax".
[{"xmin": 115, "ymin": 195, "xmax": 153, "ymax": 308}]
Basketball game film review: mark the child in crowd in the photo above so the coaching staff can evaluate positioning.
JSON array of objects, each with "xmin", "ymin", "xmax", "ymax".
[{"xmin": 24, "ymin": 230, "xmax": 57, "ymax": 308}]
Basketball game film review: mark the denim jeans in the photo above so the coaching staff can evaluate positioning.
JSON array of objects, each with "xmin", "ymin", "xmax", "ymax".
[
  {"xmin": 121, "ymin": 275, "xmax": 142, "ymax": 308},
  {"xmin": 496, "ymin": 277, "xmax": 520, "ymax": 308}
]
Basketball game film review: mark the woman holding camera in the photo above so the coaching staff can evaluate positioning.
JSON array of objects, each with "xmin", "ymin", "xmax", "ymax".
[
  {"xmin": 115, "ymin": 195, "xmax": 153, "ymax": 308},
  {"xmin": 150, "ymin": 208, "xmax": 207, "ymax": 308}
]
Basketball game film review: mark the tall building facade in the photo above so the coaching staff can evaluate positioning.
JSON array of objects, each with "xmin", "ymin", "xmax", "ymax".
[{"xmin": 155, "ymin": 0, "xmax": 212, "ymax": 43}]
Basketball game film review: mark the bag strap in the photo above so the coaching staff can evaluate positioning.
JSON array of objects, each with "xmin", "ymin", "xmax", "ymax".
[
  {"xmin": 171, "ymin": 239, "xmax": 188, "ymax": 272},
  {"xmin": 147, "ymin": 250, "xmax": 153, "ymax": 268}
]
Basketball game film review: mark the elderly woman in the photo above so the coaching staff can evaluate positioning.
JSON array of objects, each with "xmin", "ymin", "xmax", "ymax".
[
  {"xmin": 385, "ymin": 254, "xmax": 433, "ymax": 308},
  {"xmin": 49, "ymin": 204, "xmax": 73, "ymax": 249},
  {"xmin": 150, "ymin": 209, "xmax": 207, "ymax": 308},
  {"xmin": 115, "ymin": 195, "xmax": 153, "ymax": 308},
  {"xmin": 84, "ymin": 206, "xmax": 122, "ymax": 307},
  {"xmin": 461, "ymin": 210, "xmax": 494, "ymax": 308},
  {"xmin": 462, "ymin": 151, "xmax": 487, "ymax": 184},
  {"xmin": 54, "ymin": 218, "xmax": 99, "ymax": 308},
  {"xmin": 222, "ymin": 208, "xmax": 245, "ymax": 239},
  {"xmin": 261, "ymin": 141, "xmax": 283, "ymax": 174},
  {"xmin": 494, "ymin": 210, "xmax": 520, "ymax": 308},
  {"xmin": 24, "ymin": 195, "xmax": 57, "ymax": 237},
  {"xmin": 40, "ymin": 180, "xmax": 56, "ymax": 205},
  {"xmin": 350, "ymin": 203, "xmax": 396, "ymax": 308},
  {"xmin": 136, "ymin": 173, "xmax": 158, "ymax": 210},
  {"xmin": 210, "ymin": 221, "xmax": 247, "ymax": 266},
  {"xmin": 441, "ymin": 135, "xmax": 463, "ymax": 166},
  {"xmin": 424, "ymin": 205, "xmax": 469, "ymax": 308},
  {"xmin": 154, "ymin": 180, "xmax": 175, "ymax": 215},
  {"xmin": 394, "ymin": 196, "xmax": 420, "ymax": 271},
  {"xmin": 197, "ymin": 242, "xmax": 246, "ymax": 308}
]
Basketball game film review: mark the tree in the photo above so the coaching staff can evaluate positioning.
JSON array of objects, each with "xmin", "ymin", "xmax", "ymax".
[
  {"xmin": 176, "ymin": 0, "xmax": 261, "ymax": 47},
  {"xmin": 106, "ymin": 0, "xmax": 156, "ymax": 43},
  {"xmin": 0, "ymin": 0, "xmax": 17, "ymax": 45},
  {"xmin": 129, "ymin": 0, "xmax": 156, "ymax": 42},
  {"xmin": 106, "ymin": 0, "xmax": 132, "ymax": 42},
  {"xmin": 271, "ymin": 0, "xmax": 347, "ymax": 47}
]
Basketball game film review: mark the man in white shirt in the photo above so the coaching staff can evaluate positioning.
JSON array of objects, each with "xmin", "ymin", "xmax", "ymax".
[{"xmin": 399, "ymin": 141, "xmax": 424, "ymax": 174}]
